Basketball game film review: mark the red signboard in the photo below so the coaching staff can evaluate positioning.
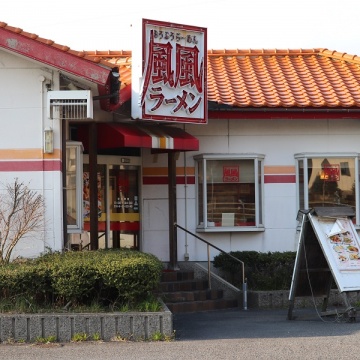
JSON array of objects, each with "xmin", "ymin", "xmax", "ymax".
[
  {"xmin": 140, "ymin": 19, "xmax": 207, "ymax": 124},
  {"xmin": 223, "ymin": 166, "xmax": 239, "ymax": 182}
]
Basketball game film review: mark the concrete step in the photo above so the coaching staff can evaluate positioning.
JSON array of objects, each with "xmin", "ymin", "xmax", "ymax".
[
  {"xmin": 166, "ymin": 299, "xmax": 239, "ymax": 313},
  {"xmin": 163, "ymin": 289, "xmax": 224, "ymax": 303},
  {"xmin": 161, "ymin": 270, "xmax": 195, "ymax": 282},
  {"xmin": 159, "ymin": 279, "xmax": 209, "ymax": 292},
  {"xmin": 160, "ymin": 269, "xmax": 239, "ymax": 313}
]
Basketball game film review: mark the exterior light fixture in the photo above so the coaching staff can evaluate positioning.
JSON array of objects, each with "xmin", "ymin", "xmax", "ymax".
[
  {"xmin": 110, "ymin": 67, "xmax": 120, "ymax": 104},
  {"xmin": 44, "ymin": 127, "xmax": 54, "ymax": 154}
]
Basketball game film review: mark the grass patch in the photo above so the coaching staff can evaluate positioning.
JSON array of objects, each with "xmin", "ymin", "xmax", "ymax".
[
  {"xmin": 0, "ymin": 295, "xmax": 163, "ymax": 314},
  {"xmin": 71, "ymin": 332, "xmax": 88, "ymax": 342},
  {"xmin": 34, "ymin": 335, "xmax": 57, "ymax": 344}
]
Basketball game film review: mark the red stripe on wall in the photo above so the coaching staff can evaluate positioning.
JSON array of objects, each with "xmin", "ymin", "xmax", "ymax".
[
  {"xmin": 264, "ymin": 174, "xmax": 296, "ymax": 184},
  {"xmin": 145, "ymin": 175, "xmax": 294, "ymax": 185},
  {"xmin": 84, "ymin": 221, "xmax": 140, "ymax": 232},
  {"xmin": 143, "ymin": 176, "xmax": 196, "ymax": 185},
  {"xmin": 0, "ymin": 160, "xmax": 62, "ymax": 172}
]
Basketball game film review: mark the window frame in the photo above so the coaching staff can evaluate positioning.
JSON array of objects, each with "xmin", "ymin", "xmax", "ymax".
[
  {"xmin": 194, "ymin": 153, "xmax": 265, "ymax": 232},
  {"xmin": 295, "ymin": 152, "xmax": 360, "ymax": 226},
  {"xmin": 66, "ymin": 141, "xmax": 83, "ymax": 233}
]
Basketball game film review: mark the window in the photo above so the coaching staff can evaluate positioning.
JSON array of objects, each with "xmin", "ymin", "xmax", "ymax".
[
  {"xmin": 66, "ymin": 141, "xmax": 83, "ymax": 233},
  {"xmin": 295, "ymin": 153, "xmax": 359, "ymax": 224},
  {"xmin": 194, "ymin": 154, "xmax": 264, "ymax": 231}
]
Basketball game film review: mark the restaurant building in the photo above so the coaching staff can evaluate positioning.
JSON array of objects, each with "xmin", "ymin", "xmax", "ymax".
[{"xmin": 2, "ymin": 20, "xmax": 360, "ymax": 264}]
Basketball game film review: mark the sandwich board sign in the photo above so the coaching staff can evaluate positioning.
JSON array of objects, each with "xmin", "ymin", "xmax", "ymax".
[{"xmin": 288, "ymin": 207, "xmax": 360, "ymax": 321}]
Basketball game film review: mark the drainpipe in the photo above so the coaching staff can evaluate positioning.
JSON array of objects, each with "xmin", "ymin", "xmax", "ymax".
[
  {"xmin": 184, "ymin": 151, "xmax": 189, "ymax": 261},
  {"xmin": 39, "ymin": 76, "xmax": 46, "ymax": 250},
  {"xmin": 62, "ymin": 114, "xmax": 68, "ymax": 249}
]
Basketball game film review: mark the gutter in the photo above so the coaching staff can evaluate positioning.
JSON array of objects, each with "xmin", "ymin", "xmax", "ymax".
[{"xmin": 208, "ymin": 104, "xmax": 360, "ymax": 119}]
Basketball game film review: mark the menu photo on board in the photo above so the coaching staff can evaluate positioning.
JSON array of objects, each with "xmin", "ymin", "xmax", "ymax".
[{"xmin": 324, "ymin": 218, "xmax": 360, "ymax": 271}]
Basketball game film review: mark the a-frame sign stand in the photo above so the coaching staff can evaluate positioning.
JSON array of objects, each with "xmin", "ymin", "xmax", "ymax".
[{"xmin": 288, "ymin": 207, "xmax": 360, "ymax": 322}]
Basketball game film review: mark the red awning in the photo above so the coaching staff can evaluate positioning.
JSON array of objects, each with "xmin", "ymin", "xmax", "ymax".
[{"xmin": 96, "ymin": 123, "xmax": 199, "ymax": 151}]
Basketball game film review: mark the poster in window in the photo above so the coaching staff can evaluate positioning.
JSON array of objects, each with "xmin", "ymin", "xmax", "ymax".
[
  {"xmin": 320, "ymin": 164, "xmax": 340, "ymax": 182},
  {"xmin": 83, "ymin": 172, "xmax": 102, "ymax": 219},
  {"xmin": 223, "ymin": 166, "xmax": 239, "ymax": 183}
]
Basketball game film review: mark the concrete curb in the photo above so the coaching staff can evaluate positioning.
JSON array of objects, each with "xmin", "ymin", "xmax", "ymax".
[
  {"xmin": 248, "ymin": 289, "xmax": 360, "ymax": 309},
  {"xmin": 0, "ymin": 306, "xmax": 173, "ymax": 343}
]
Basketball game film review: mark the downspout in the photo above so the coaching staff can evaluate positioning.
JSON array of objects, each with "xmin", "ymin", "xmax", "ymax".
[
  {"xmin": 39, "ymin": 76, "xmax": 46, "ymax": 249},
  {"xmin": 184, "ymin": 151, "xmax": 189, "ymax": 261},
  {"xmin": 62, "ymin": 115, "xmax": 68, "ymax": 250}
]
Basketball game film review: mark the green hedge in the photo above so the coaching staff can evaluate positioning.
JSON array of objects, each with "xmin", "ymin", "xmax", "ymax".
[
  {"xmin": 213, "ymin": 251, "xmax": 296, "ymax": 291},
  {"xmin": 0, "ymin": 249, "xmax": 164, "ymax": 309}
]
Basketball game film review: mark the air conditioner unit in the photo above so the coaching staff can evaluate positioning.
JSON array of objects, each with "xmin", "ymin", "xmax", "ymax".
[{"xmin": 47, "ymin": 90, "xmax": 93, "ymax": 120}]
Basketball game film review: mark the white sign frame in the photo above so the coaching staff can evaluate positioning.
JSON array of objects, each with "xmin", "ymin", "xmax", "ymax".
[{"xmin": 132, "ymin": 18, "xmax": 207, "ymax": 124}]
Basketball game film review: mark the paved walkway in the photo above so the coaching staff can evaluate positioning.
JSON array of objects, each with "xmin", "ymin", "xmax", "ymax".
[
  {"xmin": 173, "ymin": 306, "xmax": 360, "ymax": 340},
  {"xmin": 1, "ymin": 307, "xmax": 360, "ymax": 360}
]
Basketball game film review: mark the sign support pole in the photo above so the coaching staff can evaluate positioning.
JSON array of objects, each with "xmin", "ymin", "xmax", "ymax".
[{"xmin": 168, "ymin": 152, "xmax": 179, "ymax": 270}]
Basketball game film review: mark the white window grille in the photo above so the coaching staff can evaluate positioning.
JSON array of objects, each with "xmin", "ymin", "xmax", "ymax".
[{"xmin": 47, "ymin": 90, "xmax": 93, "ymax": 120}]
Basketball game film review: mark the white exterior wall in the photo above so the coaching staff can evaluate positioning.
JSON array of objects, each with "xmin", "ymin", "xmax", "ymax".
[
  {"xmin": 141, "ymin": 150, "xmax": 171, "ymax": 261},
  {"xmin": 141, "ymin": 117, "xmax": 360, "ymax": 261},
  {"xmin": 0, "ymin": 50, "xmax": 63, "ymax": 260},
  {"xmin": 4, "ymin": 45, "xmax": 359, "ymax": 264}
]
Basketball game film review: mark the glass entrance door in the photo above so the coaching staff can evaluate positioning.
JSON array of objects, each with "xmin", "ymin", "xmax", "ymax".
[
  {"xmin": 109, "ymin": 166, "xmax": 139, "ymax": 249},
  {"xmin": 82, "ymin": 160, "xmax": 140, "ymax": 250}
]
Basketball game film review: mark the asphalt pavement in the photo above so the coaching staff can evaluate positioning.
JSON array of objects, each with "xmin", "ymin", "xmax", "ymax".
[
  {"xmin": 1, "ymin": 307, "xmax": 360, "ymax": 360},
  {"xmin": 173, "ymin": 306, "xmax": 360, "ymax": 340}
]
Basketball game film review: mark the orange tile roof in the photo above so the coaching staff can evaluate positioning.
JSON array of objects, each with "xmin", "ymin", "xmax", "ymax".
[
  {"xmin": 86, "ymin": 49, "xmax": 360, "ymax": 109},
  {"xmin": 82, "ymin": 50, "xmax": 132, "ymax": 91},
  {"xmin": 2, "ymin": 22, "xmax": 360, "ymax": 109},
  {"xmin": 0, "ymin": 22, "xmax": 116, "ymax": 69},
  {"xmin": 0, "ymin": 22, "xmax": 123, "ymax": 111},
  {"xmin": 207, "ymin": 49, "xmax": 360, "ymax": 108}
]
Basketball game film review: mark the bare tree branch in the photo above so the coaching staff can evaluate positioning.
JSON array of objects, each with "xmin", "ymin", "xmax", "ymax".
[{"xmin": 0, "ymin": 178, "xmax": 45, "ymax": 264}]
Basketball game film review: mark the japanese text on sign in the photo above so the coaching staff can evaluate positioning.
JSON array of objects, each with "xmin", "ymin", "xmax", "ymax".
[{"xmin": 141, "ymin": 19, "xmax": 207, "ymax": 124}]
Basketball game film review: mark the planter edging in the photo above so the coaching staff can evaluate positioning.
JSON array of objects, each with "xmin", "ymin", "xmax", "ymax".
[{"xmin": 0, "ymin": 307, "xmax": 173, "ymax": 343}]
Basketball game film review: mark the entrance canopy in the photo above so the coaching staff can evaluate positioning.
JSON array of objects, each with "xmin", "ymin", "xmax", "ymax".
[{"xmin": 96, "ymin": 123, "xmax": 199, "ymax": 151}]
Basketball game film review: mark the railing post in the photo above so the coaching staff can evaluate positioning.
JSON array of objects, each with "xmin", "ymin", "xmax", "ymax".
[
  {"xmin": 175, "ymin": 223, "xmax": 248, "ymax": 309},
  {"xmin": 207, "ymin": 244, "xmax": 211, "ymax": 289},
  {"xmin": 242, "ymin": 263, "xmax": 247, "ymax": 311},
  {"xmin": 243, "ymin": 280, "xmax": 248, "ymax": 311}
]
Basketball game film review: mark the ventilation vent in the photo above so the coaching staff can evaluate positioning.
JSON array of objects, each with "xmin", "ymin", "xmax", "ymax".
[{"xmin": 47, "ymin": 90, "xmax": 93, "ymax": 120}]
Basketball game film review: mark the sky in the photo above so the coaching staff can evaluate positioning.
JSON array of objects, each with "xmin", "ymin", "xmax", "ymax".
[{"xmin": 1, "ymin": 0, "xmax": 360, "ymax": 55}]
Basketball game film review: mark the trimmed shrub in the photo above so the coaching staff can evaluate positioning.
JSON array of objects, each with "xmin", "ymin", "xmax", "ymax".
[
  {"xmin": 0, "ymin": 249, "xmax": 164, "ymax": 310},
  {"xmin": 213, "ymin": 251, "xmax": 296, "ymax": 290}
]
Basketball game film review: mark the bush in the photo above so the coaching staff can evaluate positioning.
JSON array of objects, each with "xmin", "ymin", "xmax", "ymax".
[
  {"xmin": 0, "ymin": 249, "xmax": 164, "ymax": 311},
  {"xmin": 213, "ymin": 251, "xmax": 296, "ymax": 291}
]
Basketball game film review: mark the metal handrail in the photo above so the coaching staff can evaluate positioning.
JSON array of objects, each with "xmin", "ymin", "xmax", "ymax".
[{"xmin": 175, "ymin": 223, "xmax": 247, "ymax": 310}]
